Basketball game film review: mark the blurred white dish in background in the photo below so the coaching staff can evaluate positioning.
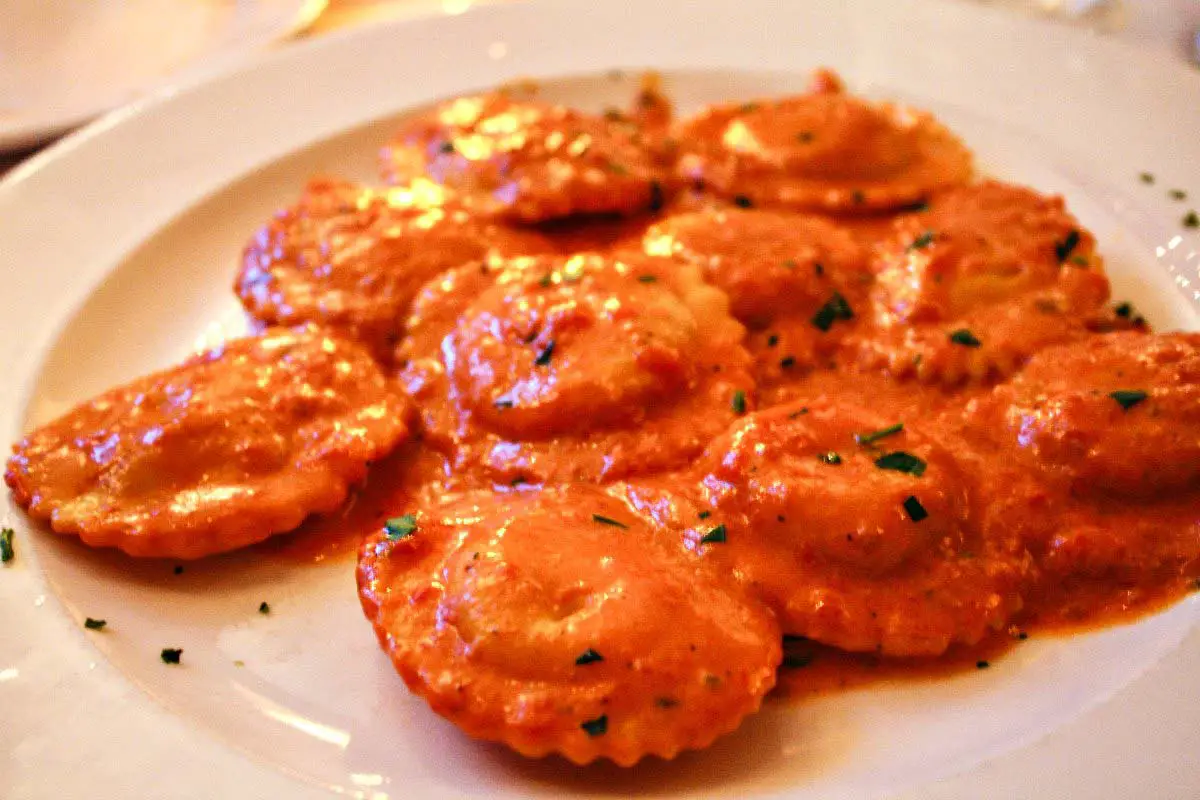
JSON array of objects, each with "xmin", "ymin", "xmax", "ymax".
[{"xmin": 0, "ymin": 0, "xmax": 327, "ymax": 151}]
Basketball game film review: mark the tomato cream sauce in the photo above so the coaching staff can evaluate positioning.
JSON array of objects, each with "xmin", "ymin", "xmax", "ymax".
[{"xmin": 9, "ymin": 69, "xmax": 1200, "ymax": 766}]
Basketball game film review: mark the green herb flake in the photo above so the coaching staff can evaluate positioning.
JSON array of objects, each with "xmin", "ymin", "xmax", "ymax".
[
  {"xmin": 1109, "ymin": 390, "xmax": 1148, "ymax": 411},
  {"xmin": 1139, "ymin": 172, "xmax": 1155, "ymax": 184},
  {"xmin": 385, "ymin": 514, "xmax": 418, "ymax": 540},
  {"xmin": 1184, "ymin": 211, "xmax": 1199, "ymax": 229},
  {"xmin": 739, "ymin": 102, "xmax": 760, "ymax": 114},
  {"xmin": 948, "ymin": 328, "xmax": 982, "ymax": 348},
  {"xmin": 698, "ymin": 511, "xmax": 712, "ymax": 520},
  {"xmin": 819, "ymin": 451, "xmax": 843, "ymax": 465},
  {"xmin": 1070, "ymin": 255, "xmax": 1089, "ymax": 267},
  {"xmin": 1168, "ymin": 189, "xmax": 1187, "ymax": 201},
  {"xmin": 160, "ymin": 648, "xmax": 183, "ymax": 665},
  {"xmin": 0, "ymin": 527, "xmax": 13, "ymax": 563},
  {"xmin": 233, "ymin": 660, "xmax": 245, "ymax": 668},
  {"xmin": 493, "ymin": 398, "xmax": 515, "ymax": 410},
  {"xmin": 575, "ymin": 648, "xmax": 604, "ymax": 666},
  {"xmin": 766, "ymin": 334, "xmax": 779, "ymax": 347},
  {"xmin": 699, "ymin": 525, "xmax": 727, "ymax": 544},
  {"xmin": 84, "ymin": 618, "xmax": 107, "ymax": 631},
  {"xmin": 733, "ymin": 195, "xmax": 754, "ymax": 209},
  {"xmin": 851, "ymin": 190, "xmax": 866, "ymax": 204},
  {"xmin": 909, "ymin": 200, "xmax": 930, "ymax": 212},
  {"xmin": 780, "ymin": 356, "xmax": 797, "ymax": 369},
  {"xmin": 976, "ymin": 660, "xmax": 990, "ymax": 669},
  {"xmin": 783, "ymin": 259, "xmax": 798, "ymax": 270},
  {"xmin": 1114, "ymin": 302, "xmax": 1133, "ymax": 318},
  {"xmin": 581, "ymin": 715, "xmax": 608, "ymax": 737},
  {"xmin": 648, "ymin": 180, "xmax": 665, "ymax": 211},
  {"xmin": 1055, "ymin": 230, "xmax": 1081, "ymax": 262},
  {"xmin": 592, "ymin": 514, "xmax": 628, "ymax": 529},
  {"xmin": 438, "ymin": 140, "xmax": 456, "ymax": 155},
  {"xmin": 811, "ymin": 292, "xmax": 854, "ymax": 332},
  {"xmin": 903, "ymin": 496, "xmax": 928, "ymax": 522},
  {"xmin": 637, "ymin": 274, "xmax": 658, "ymax": 283},
  {"xmin": 731, "ymin": 390, "xmax": 747, "ymax": 415},
  {"xmin": 796, "ymin": 131, "xmax": 814, "ymax": 143},
  {"xmin": 874, "ymin": 451, "xmax": 927, "ymax": 476},
  {"xmin": 855, "ymin": 422, "xmax": 904, "ymax": 445},
  {"xmin": 907, "ymin": 230, "xmax": 935, "ymax": 251},
  {"xmin": 534, "ymin": 339, "xmax": 556, "ymax": 367},
  {"xmin": 538, "ymin": 273, "xmax": 553, "ymax": 288},
  {"xmin": 655, "ymin": 696, "xmax": 680, "ymax": 709},
  {"xmin": 782, "ymin": 635, "xmax": 818, "ymax": 669},
  {"xmin": 173, "ymin": 565, "xmax": 184, "ymax": 575},
  {"xmin": 606, "ymin": 160, "xmax": 629, "ymax": 176},
  {"xmin": 258, "ymin": 602, "xmax": 270, "ymax": 615}
]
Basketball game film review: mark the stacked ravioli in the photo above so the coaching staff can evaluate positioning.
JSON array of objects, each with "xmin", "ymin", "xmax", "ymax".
[{"xmin": 8, "ymin": 71, "xmax": 1200, "ymax": 768}]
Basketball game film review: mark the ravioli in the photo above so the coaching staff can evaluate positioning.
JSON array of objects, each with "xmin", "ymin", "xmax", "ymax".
[
  {"xmin": 236, "ymin": 177, "xmax": 550, "ymax": 358},
  {"xmin": 624, "ymin": 401, "xmax": 1027, "ymax": 657},
  {"xmin": 398, "ymin": 251, "xmax": 753, "ymax": 483},
  {"xmin": 381, "ymin": 93, "xmax": 669, "ymax": 222},
  {"xmin": 357, "ymin": 485, "xmax": 780, "ymax": 765},
  {"xmin": 5, "ymin": 328, "xmax": 410, "ymax": 559},
  {"xmin": 857, "ymin": 181, "xmax": 1112, "ymax": 384},
  {"xmin": 674, "ymin": 75, "xmax": 972, "ymax": 212}
]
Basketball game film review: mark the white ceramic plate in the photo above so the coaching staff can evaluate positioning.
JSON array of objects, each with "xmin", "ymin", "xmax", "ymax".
[
  {"xmin": 0, "ymin": 0, "xmax": 328, "ymax": 151},
  {"xmin": 2, "ymin": 1, "xmax": 1199, "ymax": 798}
]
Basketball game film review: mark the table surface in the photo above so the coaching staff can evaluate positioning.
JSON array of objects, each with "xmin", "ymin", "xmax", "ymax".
[{"xmin": 0, "ymin": 0, "xmax": 1196, "ymax": 177}]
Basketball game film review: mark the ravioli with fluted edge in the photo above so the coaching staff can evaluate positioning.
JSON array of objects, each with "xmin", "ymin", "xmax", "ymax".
[
  {"xmin": 357, "ymin": 485, "xmax": 781, "ymax": 765},
  {"xmin": 5, "ymin": 328, "xmax": 410, "ymax": 559},
  {"xmin": 398, "ymin": 251, "xmax": 753, "ymax": 483}
]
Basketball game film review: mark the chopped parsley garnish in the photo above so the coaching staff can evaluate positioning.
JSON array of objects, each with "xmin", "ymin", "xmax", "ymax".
[
  {"xmin": 581, "ymin": 715, "xmax": 608, "ymax": 737},
  {"xmin": 1184, "ymin": 211, "xmax": 1199, "ymax": 229},
  {"xmin": 767, "ymin": 334, "xmax": 779, "ymax": 347},
  {"xmin": 438, "ymin": 141, "xmax": 456, "ymax": 155},
  {"xmin": 1109, "ymin": 390, "xmax": 1148, "ymax": 411},
  {"xmin": 1055, "ymin": 229, "xmax": 1081, "ymax": 262},
  {"xmin": 733, "ymin": 195, "xmax": 754, "ymax": 209},
  {"xmin": 173, "ymin": 565, "xmax": 184, "ymax": 575},
  {"xmin": 161, "ymin": 648, "xmax": 183, "ymax": 665},
  {"xmin": 606, "ymin": 160, "xmax": 629, "ymax": 175},
  {"xmin": 796, "ymin": 131, "xmax": 814, "ymax": 143},
  {"xmin": 780, "ymin": 356, "xmax": 797, "ymax": 369},
  {"xmin": 1070, "ymin": 255, "xmax": 1089, "ymax": 267},
  {"xmin": 637, "ymin": 274, "xmax": 657, "ymax": 283},
  {"xmin": 575, "ymin": 648, "xmax": 604, "ymax": 665},
  {"xmin": 258, "ymin": 602, "xmax": 270, "ymax": 615},
  {"xmin": 907, "ymin": 230, "xmax": 935, "ymax": 251},
  {"xmin": 739, "ymin": 102, "xmax": 760, "ymax": 113},
  {"xmin": 1139, "ymin": 172, "xmax": 1155, "ymax": 184},
  {"xmin": 698, "ymin": 511, "xmax": 712, "ymax": 520},
  {"xmin": 782, "ymin": 635, "xmax": 817, "ymax": 669},
  {"xmin": 699, "ymin": 525, "xmax": 727, "ymax": 544},
  {"xmin": 908, "ymin": 200, "xmax": 930, "ymax": 212},
  {"xmin": 976, "ymin": 660, "xmax": 990, "ymax": 669},
  {"xmin": 851, "ymin": 190, "xmax": 866, "ymax": 204},
  {"xmin": 811, "ymin": 292, "xmax": 853, "ymax": 332},
  {"xmin": 0, "ymin": 527, "xmax": 13, "ymax": 563},
  {"xmin": 855, "ymin": 422, "xmax": 904, "ymax": 445},
  {"xmin": 903, "ymin": 496, "xmax": 928, "ymax": 522},
  {"xmin": 648, "ymin": 181, "xmax": 665, "ymax": 211},
  {"xmin": 874, "ymin": 451, "xmax": 927, "ymax": 476},
  {"xmin": 538, "ymin": 273, "xmax": 553, "ymax": 288},
  {"xmin": 534, "ymin": 340, "xmax": 556, "ymax": 367},
  {"xmin": 783, "ymin": 259, "xmax": 798, "ymax": 269},
  {"xmin": 948, "ymin": 328, "xmax": 982, "ymax": 348},
  {"xmin": 1169, "ymin": 189, "xmax": 1187, "ymax": 201},
  {"xmin": 655, "ymin": 696, "xmax": 680, "ymax": 709},
  {"xmin": 814, "ymin": 262, "xmax": 824, "ymax": 276},
  {"xmin": 819, "ymin": 451, "xmax": 843, "ymax": 465},
  {"xmin": 84, "ymin": 618, "xmax": 107, "ymax": 630},
  {"xmin": 1114, "ymin": 302, "xmax": 1133, "ymax": 318},
  {"xmin": 385, "ymin": 514, "xmax": 418, "ymax": 540},
  {"xmin": 493, "ymin": 398, "xmax": 515, "ymax": 409},
  {"xmin": 591, "ymin": 514, "xmax": 628, "ymax": 529},
  {"xmin": 788, "ymin": 407, "xmax": 809, "ymax": 418},
  {"xmin": 731, "ymin": 390, "xmax": 747, "ymax": 415}
]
